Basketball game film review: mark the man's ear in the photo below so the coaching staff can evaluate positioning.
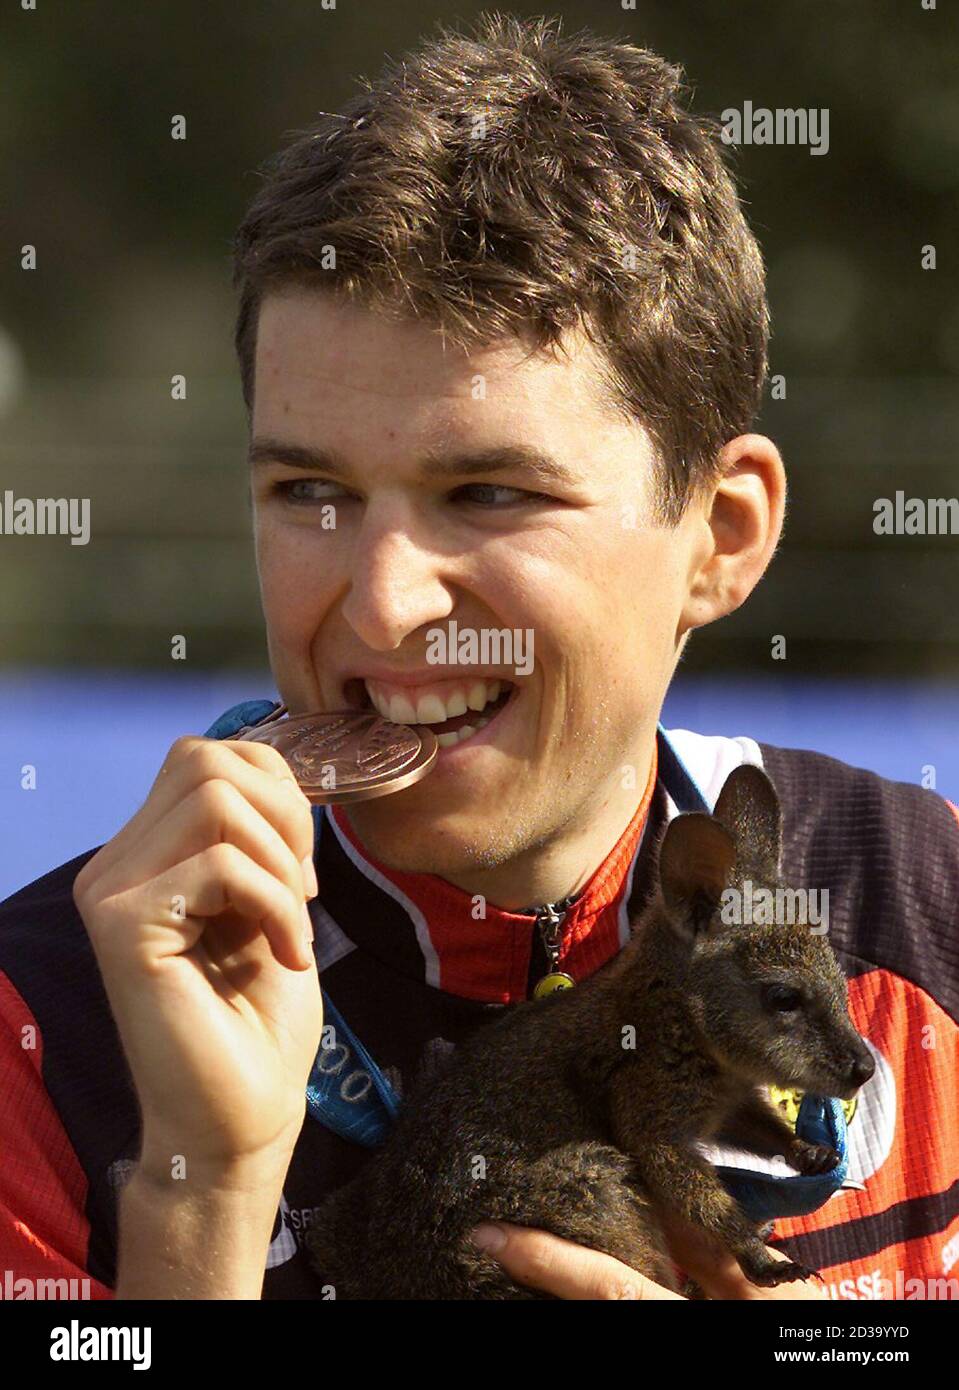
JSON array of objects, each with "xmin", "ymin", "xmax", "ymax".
[
  {"xmin": 658, "ymin": 813, "xmax": 736, "ymax": 936},
  {"xmin": 677, "ymin": 433, "xmax": 786, "ymax": 637},
  {"xmin": 713, "ymin": 763, "xmax": 783, "ymax": 880}
]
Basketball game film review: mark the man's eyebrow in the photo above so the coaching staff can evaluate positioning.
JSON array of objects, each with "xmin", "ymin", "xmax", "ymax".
[
  {"xmin": 248, "ymin": 438, "xmax": 582, "ymax": 489},
  {"xmin": 249, "ymin": 440, "xmax": 346, "ymax": 474},
  {"xmin": 422, "ymin": 444, "xmax": 582, "ymax": 489}
]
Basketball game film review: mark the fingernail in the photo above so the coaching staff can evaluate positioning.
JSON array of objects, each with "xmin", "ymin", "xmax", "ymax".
[
  {"xmin": 470, "ymin": 1223, "xmax": 506, "ymax": 1254},
  {"xmin": 301, "ymin": 854, "xmax": 319, "ymax": 898}
]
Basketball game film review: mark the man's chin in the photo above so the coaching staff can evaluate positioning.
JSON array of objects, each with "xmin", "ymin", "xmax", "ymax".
[{"xmin": 342, "ymin": 797, "xmax": 512, "ymax": 878}]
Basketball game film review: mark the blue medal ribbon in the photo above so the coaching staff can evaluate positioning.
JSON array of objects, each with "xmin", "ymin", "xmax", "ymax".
[{"xmin": 306, "ymin": 985, "xmax": 401, "ymax": 1148}]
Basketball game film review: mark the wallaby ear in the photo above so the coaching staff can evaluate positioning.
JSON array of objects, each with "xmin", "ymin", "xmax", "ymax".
[
  {"xmin": 658, "ymin": 812, "xmax": 736, "ymax": 933},
  {"xmin": 712, "ymin": 763, "xmax": 782, "ymax": 879}
]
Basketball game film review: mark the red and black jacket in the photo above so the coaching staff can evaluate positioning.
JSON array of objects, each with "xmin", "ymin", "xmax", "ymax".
[{"xmin": 1, "ymin": 725, "xmax": 956, "ymax": 1299}]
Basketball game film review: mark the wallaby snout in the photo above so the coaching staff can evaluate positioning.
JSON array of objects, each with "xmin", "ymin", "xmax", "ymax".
[{"xmin": 831, "ymin": 1035, "xmax": 875, "ymax": 1100}]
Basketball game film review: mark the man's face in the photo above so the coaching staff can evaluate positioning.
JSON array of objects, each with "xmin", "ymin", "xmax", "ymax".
[{"xmin": 250, "ymin": 289, "xmax": 703, "ymax": 879}]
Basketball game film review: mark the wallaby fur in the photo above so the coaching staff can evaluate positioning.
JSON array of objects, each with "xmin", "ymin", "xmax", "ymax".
[{"xmin": 305, "ymin": 764, "xmax": 875, "ymax": 1298}]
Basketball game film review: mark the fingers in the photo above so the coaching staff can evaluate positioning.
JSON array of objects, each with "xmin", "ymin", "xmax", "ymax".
[
  {"xmin": 87, "ymin": 774, "xmax": 316, "ymax": 910},
  {"xmin": 95, "ymin": 842, "xmax": 313, "ymax": 973},
  {"xmin": 75, "ymin": 736, "xmax": 314, "ymax": 899},
  {"xmin": 470, "ymin": 1224, "xmax": 685, "ymax": 1301}
]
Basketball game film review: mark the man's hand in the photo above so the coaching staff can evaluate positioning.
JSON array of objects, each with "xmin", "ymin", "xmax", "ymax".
[
  {"xmin": 470, "ymin": 1221, "xmax": 827, "ymax": 1300},
  {"xmin": 471, "ymin": 1223, "xmax": 684, "ymax": 1299},
  {"xmin": 73, "ymin": 734, "xmax": 324, "ymax": 1184},
  {"xmin": 659, "ymin": 1207, "xmax": 828, "ymax": 1300}
]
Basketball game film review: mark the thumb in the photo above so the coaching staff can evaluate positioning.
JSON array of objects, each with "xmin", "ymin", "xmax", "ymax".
[{"xmin": 470, "ymin": 1223, "xmax": 685, "ymax": 1300}]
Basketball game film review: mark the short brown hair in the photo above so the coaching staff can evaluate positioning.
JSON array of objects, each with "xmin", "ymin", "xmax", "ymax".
[{"xmin": 232, "ymin": 12, "xmax": 768, "ymax": 522}]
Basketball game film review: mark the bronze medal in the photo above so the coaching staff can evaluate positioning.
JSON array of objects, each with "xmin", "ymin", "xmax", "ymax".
[{"xmin": 231, "ymin": 706, "xmax": 438, "ymax": 805}]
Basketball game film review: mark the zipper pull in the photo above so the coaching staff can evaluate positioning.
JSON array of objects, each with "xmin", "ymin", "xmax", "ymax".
[{"xmin": 531, "ymin": 898, "xmax": 577, "ymax": 999}]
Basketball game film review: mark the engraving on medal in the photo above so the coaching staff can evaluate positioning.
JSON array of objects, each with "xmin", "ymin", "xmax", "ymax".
[{"xmin": 233, "ymin": 709, "xmax": 437, "ymax": 804}]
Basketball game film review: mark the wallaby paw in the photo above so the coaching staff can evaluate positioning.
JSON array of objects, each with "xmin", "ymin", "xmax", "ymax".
[
  {"xmin": 789, "ymin": 1139, "xmax": 841, "ymax": 1175},
  {"xmin": 738, "ymin": 1249, "xmax": 819, "ymax": 1287}
]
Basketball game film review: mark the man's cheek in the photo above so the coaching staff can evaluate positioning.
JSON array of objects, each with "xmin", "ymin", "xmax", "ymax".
[
  {"xmin": 262, "ymin": 587, "xmax": 323, "ymax": 670},
  {"xmin": 259, "ymin": 543, "xmax": 325, "ymax": 622}
]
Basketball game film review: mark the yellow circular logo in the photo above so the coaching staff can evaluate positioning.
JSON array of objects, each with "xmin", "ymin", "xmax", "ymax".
[
  {"xmin": 768, "ymin": 1085, "xmax": 858, "ymax": 1130},
  {"xmin": 532, "ymin": 972, "xmax": 576, "ymax": 999}
]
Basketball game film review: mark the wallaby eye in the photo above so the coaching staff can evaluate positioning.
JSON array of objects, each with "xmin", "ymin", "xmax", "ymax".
[{"xmin": 762, "ymin": 984, "xmax": 802, "ymax": 1013}]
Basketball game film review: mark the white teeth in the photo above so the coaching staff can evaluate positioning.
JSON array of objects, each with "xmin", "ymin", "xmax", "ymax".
[
  {"xmin": 436, "ymin": 724, "xmax": 476, "ymax": 749},
  {"xmin": 466, "ymin": 682, "xmax": 488, "ymax": 712},
  {"xmin": 387, "ymin": 692, "xmax": 418, "ymax": 724},
  {"xmin": 414, "ymin": 693, "xmax": 448, "ymax": 724},
  {"xmin": 364, "ymin": 678, "xmax": 512, "ymax": 724}
]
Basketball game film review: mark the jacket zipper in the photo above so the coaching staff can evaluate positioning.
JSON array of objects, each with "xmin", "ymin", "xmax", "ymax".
[{"xmin": 525, "ymin": 894, "xmax": 579, "ymax": 998}]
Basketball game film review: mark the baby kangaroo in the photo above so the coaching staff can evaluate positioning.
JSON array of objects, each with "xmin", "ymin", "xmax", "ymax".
[{"xmin": 306, "ymin": 763, "xmax": 875, "ymax": 1298}]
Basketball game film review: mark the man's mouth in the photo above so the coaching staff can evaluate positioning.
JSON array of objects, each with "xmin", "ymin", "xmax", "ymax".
[{"xmin": 342, "ymin": 676, "xmax": 517, "ymax": 748}]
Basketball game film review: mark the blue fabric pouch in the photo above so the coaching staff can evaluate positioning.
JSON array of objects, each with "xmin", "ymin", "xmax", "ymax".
[{"xmin": 714, "ymin": 1094, "xmax": 850, "ymax": 1222}]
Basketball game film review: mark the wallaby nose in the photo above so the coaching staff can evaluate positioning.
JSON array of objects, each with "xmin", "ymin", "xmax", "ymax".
[{"xmin": 848, "ymin": 1049, "xmax": 875, "ymax": 1088}]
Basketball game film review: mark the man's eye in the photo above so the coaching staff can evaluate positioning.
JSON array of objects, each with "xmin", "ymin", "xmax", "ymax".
[
  {"xmin": 269, "ymin": 479, "xmax": 549, "ymax": 508},
  {"xmin": 273, "ymin": 478, "xmax": 347, "ymax": 504},
  {"xmin": 454, "ymin": 483, "xmax": 545, "ymax": 506}
]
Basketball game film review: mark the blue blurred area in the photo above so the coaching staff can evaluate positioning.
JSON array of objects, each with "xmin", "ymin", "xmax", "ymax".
[{"xmin": 1, "ymin": 671, "xmax": 955, "ymax": 901}]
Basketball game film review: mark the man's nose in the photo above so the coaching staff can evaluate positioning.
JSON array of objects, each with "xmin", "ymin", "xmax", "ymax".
[{"xmin": 341, "ymin": 512, "xmax": 454, "ymax": 650}]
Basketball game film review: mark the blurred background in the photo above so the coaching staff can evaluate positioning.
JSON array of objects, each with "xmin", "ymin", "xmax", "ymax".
[{"xmin": 1, "ymin": 0, "xmax": 957, "ymax": 896}]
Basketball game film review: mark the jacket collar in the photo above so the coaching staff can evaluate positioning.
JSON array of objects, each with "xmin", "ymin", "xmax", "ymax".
[{"xmin": 315, "ymin": 741, "xmax": 661, "ymax": 1003}]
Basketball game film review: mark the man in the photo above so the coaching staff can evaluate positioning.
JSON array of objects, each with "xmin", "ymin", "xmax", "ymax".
[{"xmin": 1, "ymin": 15, "xmax": 956, "ymax": 1301}]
